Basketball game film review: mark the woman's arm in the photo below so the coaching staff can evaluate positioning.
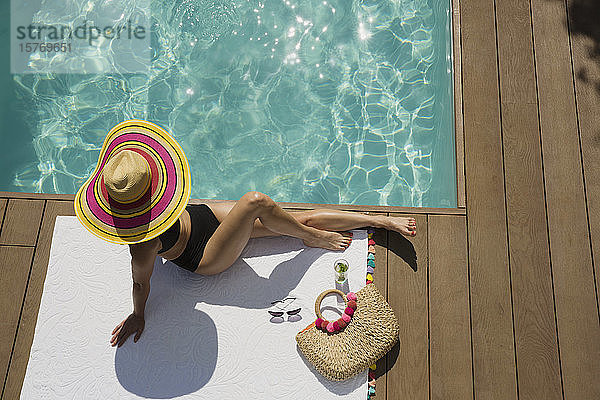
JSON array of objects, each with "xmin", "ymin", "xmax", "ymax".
[
  {"xmin": 110, "ymin": 238, "xmax": 160, "ymax": 347},
  {"xmin": 129, "ymin": 238, "xmax": 160, "ymax": 317}
]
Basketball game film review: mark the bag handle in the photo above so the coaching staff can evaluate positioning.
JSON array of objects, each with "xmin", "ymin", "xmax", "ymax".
[{"xmin": 314, "ymin": 289, "xmax": 348, "ymax": 320}]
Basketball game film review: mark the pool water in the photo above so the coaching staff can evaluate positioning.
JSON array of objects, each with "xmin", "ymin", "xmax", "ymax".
[{"xmin": 1, "ymin": 0, "xmax": 456, "ymax": 207}]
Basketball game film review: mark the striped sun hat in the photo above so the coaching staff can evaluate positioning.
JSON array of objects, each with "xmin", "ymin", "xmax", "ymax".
[{"xmin": 74, "ymin": 119, "xmax": 191, "ymax": 244}]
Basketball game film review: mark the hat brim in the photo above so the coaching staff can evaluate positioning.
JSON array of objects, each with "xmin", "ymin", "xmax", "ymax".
[{"xmin": 74, "ymin": 119, "xmax": 191, "ymax": 244}]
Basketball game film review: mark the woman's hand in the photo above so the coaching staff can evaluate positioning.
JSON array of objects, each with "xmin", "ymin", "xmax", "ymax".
[{"xmin": 110, "ymin": 313, "xmax": 145, "ymax": 347}]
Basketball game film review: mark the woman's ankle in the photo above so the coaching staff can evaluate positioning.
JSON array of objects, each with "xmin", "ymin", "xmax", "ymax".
[{"xmin": 370, "ymin": 215, "xmax": 389, "ymax": 230}]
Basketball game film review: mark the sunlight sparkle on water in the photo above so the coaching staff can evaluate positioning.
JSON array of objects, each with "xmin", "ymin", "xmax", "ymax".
[
  {"xmin": 284, "ymin": 51, "xmax": 300, "ymax": 65},
  {"xmin": 358, "ymin": 22, "xmax": 371, "ymax": 40}
]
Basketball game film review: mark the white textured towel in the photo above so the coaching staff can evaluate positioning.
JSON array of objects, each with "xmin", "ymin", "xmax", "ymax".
[{"xmin": 21, "ymin": 216, "xmax": 368, "ymax": 399}]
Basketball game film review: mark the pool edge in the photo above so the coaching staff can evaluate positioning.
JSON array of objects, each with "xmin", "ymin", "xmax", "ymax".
[{"xmin": 0, "ymin": 191, "xmax": 466, "ymax": 215}]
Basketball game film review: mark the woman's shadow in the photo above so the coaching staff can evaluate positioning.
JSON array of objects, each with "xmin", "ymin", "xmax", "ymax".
[{"xmin": 114, "ymin": 237, "xmax": 325, "ymax": 398}]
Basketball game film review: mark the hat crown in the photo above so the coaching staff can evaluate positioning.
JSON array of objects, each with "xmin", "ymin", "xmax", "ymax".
[{"xmin": 103, "ymin": 150, "xmax": 151, "ymax": 203}]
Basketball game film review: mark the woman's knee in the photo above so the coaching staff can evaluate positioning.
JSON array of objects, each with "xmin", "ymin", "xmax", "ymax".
[
  {"xmin": 194, "ymin": 260, "xmax": 228, "ymax": 276},
  {"xmin": 193, "ymin": 266, "xmax": 220, "ymax": 276},
  {"xmin": 240, "ymin": 191, "xmax": 275, "ymax": 210}
]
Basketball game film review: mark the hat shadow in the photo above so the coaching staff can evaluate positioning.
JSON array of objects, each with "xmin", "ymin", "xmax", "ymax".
[
  {"xmin": 114, "ymin": 239, "xmax": 324, "ymax": 398},
  {"xmin": 184, "ymin": 243, "xmax": 323, "ymax": 308}
]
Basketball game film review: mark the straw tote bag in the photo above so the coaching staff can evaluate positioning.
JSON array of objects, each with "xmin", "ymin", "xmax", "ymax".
[{"xmin": 296, "ymin": 284, "xmax": 400, "ymax": 381}]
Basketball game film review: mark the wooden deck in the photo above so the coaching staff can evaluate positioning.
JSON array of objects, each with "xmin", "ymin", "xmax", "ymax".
[{"xmin": 2, "ymin": 0, "xmax": 600, "ymax": 398}]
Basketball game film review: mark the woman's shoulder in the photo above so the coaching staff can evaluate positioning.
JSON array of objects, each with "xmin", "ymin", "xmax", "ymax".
[{"xmin": 129, "ymin": 237, "xmax": 162, "ymax": 256}]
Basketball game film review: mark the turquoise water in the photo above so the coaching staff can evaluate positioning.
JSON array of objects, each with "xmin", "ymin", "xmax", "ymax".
[{"xmin": 1, "ymin": 0, "xmax": 456, "ymax": 207}]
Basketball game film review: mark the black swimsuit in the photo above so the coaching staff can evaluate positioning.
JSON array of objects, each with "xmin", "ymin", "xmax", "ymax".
[{"xmin": 157, "ymin": 204, "xmax": 220, "ymax": 272}]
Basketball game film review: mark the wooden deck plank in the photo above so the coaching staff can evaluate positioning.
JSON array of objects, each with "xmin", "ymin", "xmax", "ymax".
[
  {"xmin": 568, "ymin": 0, "xmax": 600, "ymax": 342},
  {"xmin": 0, "ymin": 200, "xmax": 44, "ymax": 246},
  {"xmin": 495, "ymin": 0, "xmax": 562, "ymax": 397},
  {"xmin": 372, "ymin": 217, "xmax": 389, "ymax": 301},
  {"xmin": 427, "ymin": 215, "xmax": 473, "ymax": 400},
  {"xmin": 502, "ymin": 103, "xmax": 563, "ymax": 396},
  {"xmin": 386, "ymin": 214, "xmax": 428, "ymax": 400},
  {"xmin": 452, "ymin": 0, "xmax": 466, "ymax": 209},
  {"xmin": 531, "ymin": 0, "xmax": 600, "ymax": 397},
  {"xmin": 372, "ymin": 214, "xmax": 388, "ymax": 400},
  {"xmin": 0, "ymin": 199, "xmax": 6, "ymax": 231},
  {"xmin": 3, "ymin": 201, "xmax": 75, "ymax": 399},
  {"xmin": 428, "ymin": 215, "xmax": 472, "ymax": 399},
  {"xmin": 460, "ymin": 0, "xmax": 518, "ymax": 398},
  {"xmin": 495, "ymin": 0, "xmax": 537, "ymax": 105},
  {"xmin": 0, "ymin": 246, "xmax": 35, "ymax": 393},
  {"xmin": 0, "ymin": 192, "xmax": 75, "ymax": 201}
]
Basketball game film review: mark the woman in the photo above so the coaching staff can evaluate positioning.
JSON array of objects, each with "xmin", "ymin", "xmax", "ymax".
[{"xmin": 73, "ymin": 120, "xmax": 417, "ymax": 348}]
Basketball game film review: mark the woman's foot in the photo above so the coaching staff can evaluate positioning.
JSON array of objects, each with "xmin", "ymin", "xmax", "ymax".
[
  {"xmin": 384, "ymin": 216, "xmax": 417, "ymax": 237},
  {"xmin": 303, "ymin": 228, "xmax": 352, "ymax": 251}
]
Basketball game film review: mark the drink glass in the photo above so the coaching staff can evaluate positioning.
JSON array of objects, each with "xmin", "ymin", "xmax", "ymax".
[{"xmin": 334, "ymin": 259, "xmax": 349, "ymax": 284}]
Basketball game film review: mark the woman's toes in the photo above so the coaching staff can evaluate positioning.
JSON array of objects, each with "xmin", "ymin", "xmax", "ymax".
[{"xmin": 402, "ymin": 226, "xmax": 416, "ymax": 236}]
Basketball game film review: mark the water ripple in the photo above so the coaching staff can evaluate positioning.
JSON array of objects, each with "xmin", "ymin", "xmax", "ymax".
[{"xmin": 11, "ymin": 0, "xmax": 455, "ymax": 207}]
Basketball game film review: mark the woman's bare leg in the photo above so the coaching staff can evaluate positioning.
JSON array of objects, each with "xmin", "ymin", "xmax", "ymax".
[
  {"xmin": 300, "ymin": 209, "xmax": 417, "ymax": 236},
  {"xmin": 208, "ymin": 202, "xmax": 417, "ymax": 238},
  {"xmin": 196, "ymin": 192, "xmax": 352, "ymax": 275}
]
